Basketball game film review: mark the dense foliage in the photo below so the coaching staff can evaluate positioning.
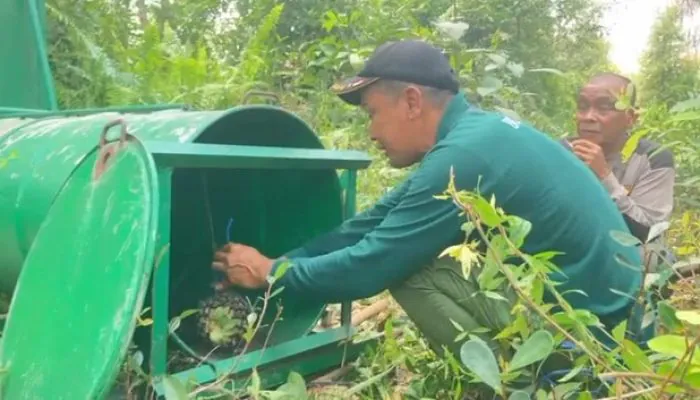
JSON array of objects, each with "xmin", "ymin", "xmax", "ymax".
[{"xmin": 38, "ymin": 0, "xmax": 700, "ymax": 398}]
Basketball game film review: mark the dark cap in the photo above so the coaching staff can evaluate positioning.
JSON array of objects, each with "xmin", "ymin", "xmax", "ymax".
[{"xmin": 330, "ymin": 39, "xmax": 460, "ymax": 105}]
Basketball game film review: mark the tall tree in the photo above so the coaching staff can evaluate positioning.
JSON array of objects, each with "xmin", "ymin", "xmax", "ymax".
[{"xmin": 639, "ymin": 4, "xmax": 699, "ymax": 107}]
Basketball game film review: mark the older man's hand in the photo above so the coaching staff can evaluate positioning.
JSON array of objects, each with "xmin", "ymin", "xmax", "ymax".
[
  {"xmin": 211, "ymin": 243, "xmax": 274, "ymax": 291},
  {"xmin": 570, "ymin": 138, "xmax": 611, "ymax": 179}
]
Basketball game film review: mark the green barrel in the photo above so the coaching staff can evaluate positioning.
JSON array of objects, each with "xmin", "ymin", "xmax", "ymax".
[
  {"xmin": 0, "ymin": 105, "xmax": 355, "ymax": 397},
  {"xmin": 0, "ymin": 106, "xmax": 344, "ymax": 296}
]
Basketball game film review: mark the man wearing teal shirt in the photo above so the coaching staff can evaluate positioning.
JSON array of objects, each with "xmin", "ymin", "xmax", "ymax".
[{"xmin": 211, "ymin": 40, "xmax": 642, "ymax": 357}]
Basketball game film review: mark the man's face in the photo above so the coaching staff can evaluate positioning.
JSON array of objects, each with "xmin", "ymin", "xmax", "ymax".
[
  {"xmin": 575, "ymin": 79, "xmax": 636, "ymax": 151},
  {"xmin": 360, "ymin": 84, "xmax": 426, "ymax": 168}
]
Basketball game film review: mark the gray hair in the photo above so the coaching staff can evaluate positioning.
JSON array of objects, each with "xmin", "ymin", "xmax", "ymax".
[{"xmin": 371, "ymin": 79, "xmax": 455, "ymax": 108}]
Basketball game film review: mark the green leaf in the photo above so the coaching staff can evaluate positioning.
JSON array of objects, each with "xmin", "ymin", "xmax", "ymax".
[
  {"xmin": 494, "ymin": 323, "xmax": 521, "ymax": 341},
  {"xmin": 249, "ymin": 369, "xmax": 262, "ymax": 395},
  {"xmin": 162, "ymin": 376, "xmax": 189, "ymax": 400},
  {"xmin": 658, "ymin": 301, "xmax": 683, "ymax": 331},
  {"xmin": 609, "ymin": 230, "xmax": 641, "ymax": 247},
  {"xmin": 570, "ymin": 309, "xmax": 601, "ymax": 326},
  {"xmin": 577, "ymin": 391, "xmax": 594, "ymax": 400},
  {"xmin": 178, "ymin": 308, "xmax": 199, "ymax": 319},
  {"xmin": 531, "ymin": 278, "xmax": 544, "ymax": 303},
  {"xmin": 527, "ymin": 68, "xmax": 565, "ymax": 76},
  {"xmin": 272, "ymin": 371, "xmax": 309, "ymax": 399},
  {"xmin": 270, "ymin": 286, "xmax": 285, "ymax": 298},
  {"xmin": 450, "ymin": 319, "xmax": 465, "ymax": 332},
  {"xmin": 612, "ymin": 320, "xmax": 628, "ymax": 343},
  {"xmin": 508, "ymin": 390, "xmax": 530, "ymax": 400},
  {"xmin": 507, "ymin": 216, "xmax": 532, "ymax": 248},
  {"xmin": 487, "ymin": 53, "xmax": 508, "ymax": 66},
  {"xmin": 349, "ymin": 53, "xmax": 364, "ymax": 71},
  {"xmin": 560, "ymin": 289, "xmax": 590, "ymax": 298},
  {"xmin": 506, "ymin": 62, "xmax": 525, "ymax": 78},
  {"xmin": 684, "ymin": 371, "xmax": 700, "ymax": 388},
  {"xmin": 472, "ymin": 195, "xmax": 502, "ymax": 227},
  {"xmin": 508, "ymin": 330, "xmax": 555, "ymax": 371},
  {"xmin": 558, "ymin": 364, "xmax": 585, "ymax": 383},
  {"xmin": 670, "ymin": 96, "xmax": 700, "ymax": 113},
  {"xmin": 608, "ymin": 288, "xmax": 637, "ymax": 301},
  {"xmin": 483, "ymin": 291, "xmax": 509, "ymax": 302},
  {"xmin": 477, "ymin": 76, "xmax": 504, "ymax": 97},
  {"xmin": 614, "ymin": 253, "xmax": 641, "ymax": 271},
  {"xmin": 669, "ymin": 111, "xmax": 700, "ymax": 122},
  {"xmin": 621, "ymin": 130, "xmax": 648, "ymax": 162},
  {"xmin": 648, "ymin": 335, "xmax": 700, "ymax": 364},
  {"xmin": 534, "ymin": 251, "xmax": 565, "ymax": 261},
  {"xmin": 621, "ymin": 339, "xmax": 653, "ymax": 372},
  {"xmin": 168, "ymin": 317, "xmax": 182, "ymax": 333},
  {"xmin": 434, "ymin": 21, "xmax": 470, "ymax": 41},
  {"xmin": 460, "ymin": 337, "xmax": 503, "ymax": 392},
  {"xmin": 676, "ymin": 310, "xmax": 700, "ymax": 326},
  {"xmin": 345, "ymin": 365, "xmax": 396, "ymax": 395},
  {"xmin": 274, "ymin": 260, "xmax": 292, "ymax": 280},
  {"xmin": 131, "ymin": 351, "xmax": 144, "ymax": 368},
  {"xmin": 461, "ymin": 221, "xmax": 476, "ymax": 238}
]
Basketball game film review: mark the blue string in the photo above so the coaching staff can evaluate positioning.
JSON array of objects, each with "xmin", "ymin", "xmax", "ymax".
[
  {"xmin": 226, "ymin": 217, "xmax": 234, "ymax": 243},
  {"xmin": 212, "ymin": 217, "xmax": 235, "ymax": 286}
]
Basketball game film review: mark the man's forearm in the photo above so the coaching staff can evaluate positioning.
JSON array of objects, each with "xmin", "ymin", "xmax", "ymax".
[
  {"xmin": 269, "ymin": 145, "xmax": 488, "ymax": 304},
  {"xmin": 284, "ymin": 181, "xmax": 410, "ymax": 259}
]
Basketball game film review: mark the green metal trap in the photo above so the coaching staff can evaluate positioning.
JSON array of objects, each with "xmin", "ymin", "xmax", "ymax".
[
  {"xmin": 0, "ymin": 109, "xmax": 378, "ymax": 398},
  {"xmin": 0, "ymin": 2, "xmax": 381, "ymax": 397},
  {"xmin": 0, "ymin": 0, "xmax": 382, "ymax": 399}
]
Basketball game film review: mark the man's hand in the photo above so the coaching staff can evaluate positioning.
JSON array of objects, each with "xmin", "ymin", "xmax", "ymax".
[
  {"xmin": 211, "ymin": 243, "xmax": 274, "ymax": 291},
  {"xmin": 570, "ymin": 139, "xmax": 611, "ymax": 179}
]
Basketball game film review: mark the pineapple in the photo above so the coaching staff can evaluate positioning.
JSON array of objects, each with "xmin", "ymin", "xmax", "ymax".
[{"xmin": 196, "ymin": 289, "xmax": 253, "ymax": 352}]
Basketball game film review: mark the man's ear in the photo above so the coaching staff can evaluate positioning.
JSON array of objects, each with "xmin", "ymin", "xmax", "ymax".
[{"xmin": 404, "ymin": 85, "xmax": 423, "ymax": 119}]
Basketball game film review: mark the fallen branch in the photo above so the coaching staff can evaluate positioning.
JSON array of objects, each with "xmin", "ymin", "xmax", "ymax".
[
  {"xmin": 598, "ymin": 371, "xmax": 700, "ymax": 395},
  {"xmin": 598, "ymin": 385, "xmax": 660, "ymax": 400},
  {"xmin": 308, "ymin": 365, "xmax": 355, "ymax": 387},
  {"xmin": 308, "ymin": 299, "xmax": 393, "ymax": 387},
  {"xmin": 352, "ymin": 298, "xmax": 391, "ymax": 327}
]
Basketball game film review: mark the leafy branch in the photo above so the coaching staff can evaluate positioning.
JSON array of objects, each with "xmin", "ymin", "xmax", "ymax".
[{"xmin": 435, "ymin": 168, "xmax": 661, "ymax": 398}]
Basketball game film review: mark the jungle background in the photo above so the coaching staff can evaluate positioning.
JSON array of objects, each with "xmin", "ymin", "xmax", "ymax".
[{"xmin": 39, "ymin": 0, "xmax": 700, "ymax": 398}]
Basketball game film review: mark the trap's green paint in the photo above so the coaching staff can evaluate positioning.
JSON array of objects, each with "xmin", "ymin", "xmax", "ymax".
[
  {"xmin": 0, "ymin": 136, "xmax": 159, "ymax": 398},
  {"xmin": 0, "ymin": 105, "xmax": 349, "ymax": 293},
  {"xmin": 0, "ymin": 0, "xmax": 57, "ymax": 111},
  {"xmin": 0, "ymin": 106, "xmax": 375, "ymax": 397},
  {"xmin": 0, "ymin": 0, "xmax": 378, "ymax": 393}
]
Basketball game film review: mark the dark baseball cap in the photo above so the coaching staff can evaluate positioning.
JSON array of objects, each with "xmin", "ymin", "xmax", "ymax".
[{"xmin": 330, "ymin": 39, "xmax": 460, "ymax": 105}]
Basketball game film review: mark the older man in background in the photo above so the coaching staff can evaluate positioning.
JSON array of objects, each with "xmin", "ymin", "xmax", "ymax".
[{"xmin": 566, "ymin": 72, "xmax": 676, "ymax": 269}]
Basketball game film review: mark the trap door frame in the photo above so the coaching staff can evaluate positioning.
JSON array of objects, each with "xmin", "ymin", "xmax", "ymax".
[{"xmin": 143, "ymin": 140, "xmax": 372, "ymax": 384}]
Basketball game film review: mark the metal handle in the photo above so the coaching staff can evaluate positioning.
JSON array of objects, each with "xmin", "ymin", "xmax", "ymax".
[
  {"xmin": 93, "ymin": 118, "xmax": 130, "ymax": 181},
  {"xmin": 242, "ymin": 90, "xmax": 280, "ymax": 105},
  {"xmin": 98, "ymin": 118, "xmax": 129, "ymax": 148}
]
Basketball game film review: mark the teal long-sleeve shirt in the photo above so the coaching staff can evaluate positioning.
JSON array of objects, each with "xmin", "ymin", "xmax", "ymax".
[{"xmin": 270, "ymin": 93, "xmax": 641, "ymax": 328}]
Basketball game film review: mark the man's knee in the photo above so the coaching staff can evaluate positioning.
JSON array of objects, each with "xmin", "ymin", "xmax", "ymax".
[{"xmin": 388, "ymin": 261, "xmax": 514, "ymax": 355}]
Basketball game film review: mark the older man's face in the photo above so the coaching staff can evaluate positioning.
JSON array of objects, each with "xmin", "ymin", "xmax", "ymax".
[
  {"xmin": 360, "ymin": 84, "xmax": 426, "ymax": 168},
  {"xmin": 575, "ymin": 78, "xmax": 636, "ymax": 152}
]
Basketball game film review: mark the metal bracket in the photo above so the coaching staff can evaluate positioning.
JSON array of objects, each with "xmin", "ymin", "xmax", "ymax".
[
  {"xmin": 93, "ymin": 118, "xmax": 129, "ymax": 181},
  {"xmin": 242, "ymin": 90, "xmax": 280, "ymax": 105}
]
